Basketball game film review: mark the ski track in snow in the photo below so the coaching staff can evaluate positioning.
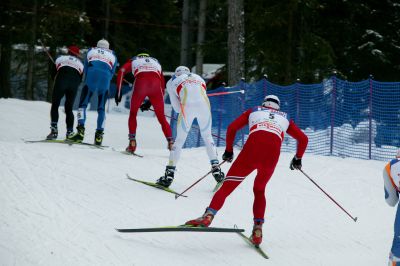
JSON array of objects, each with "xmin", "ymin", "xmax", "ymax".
[{"xmin": 0, "ymin": 98, "xmax": 396, "ymax": 265}]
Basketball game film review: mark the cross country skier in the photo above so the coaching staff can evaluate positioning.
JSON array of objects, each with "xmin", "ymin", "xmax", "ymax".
[
  {"xmin": 46, "ymin": 45, "xmax": 83, "ymax": 140},
  {"xmin": 185, "ymin": 95, "xmax": 308, "ymax": 246},
  {"xmin": 155, "ymin": 66, "xmax": 224, "ymax": 188},
  {"xmin": 383, "ymin": 150, "xmax": 400, "ymax": 265},
  {"xmin": 115, "ymin": 50, "xmax": 173, "ymax": 153},
  {"xmin": 69, "ymin": 39, "xmax": 117, "ymax": 145}
]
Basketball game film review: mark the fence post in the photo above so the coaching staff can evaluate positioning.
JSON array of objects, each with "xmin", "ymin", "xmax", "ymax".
[
  {"xmin": 330, "ymin": 73, "xmax": 337, "ymax": 155},
  {"xmin": 368, "ymin": 74, "xmax": 373, "ymax": 159},
  {"xmin": 240, "ymin": 78, "xmax": 246, "ymax": 146},
  {"xmin": 216, "ymin": 92, "xmax": 223, "ymax": 147},
  {"xmin": 296, "ymin": 78, "xmax": 300, "ymax": 123}
]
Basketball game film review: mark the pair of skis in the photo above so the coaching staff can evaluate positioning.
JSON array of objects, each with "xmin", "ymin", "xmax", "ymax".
[
  {"xmin": 126, "ymin": 174, "xmax": 222, "ymax": 198},
  {"xmin": 23, "ymin": 139, "xmax": 143, "ymax": 157},
  {"xmin": 116, "ymin": 225, "xmax": 269, "ymax": 259}
]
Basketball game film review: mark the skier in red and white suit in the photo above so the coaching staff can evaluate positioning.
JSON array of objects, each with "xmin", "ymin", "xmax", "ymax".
[
  {"xmin": 115, "ymin": 51, "xmax": 173, "ymax": 153},
  {"xmin": 186, "ymin": 95, "xmax": 308, "ymax": 245}
]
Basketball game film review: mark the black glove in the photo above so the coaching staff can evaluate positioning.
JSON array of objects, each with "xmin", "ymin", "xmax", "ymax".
[
  {"xmin": 140, "ymin": 100, "xmax": 152, "ymax": 112},
  {"xmin": 115, "ymin": 91, "xmax": 122, "ymax": 106},
  {"xmin": 222, "ymin": 150, "xmax": 234, "ymax": 162},
  {"xmin": 290, "ymin": 156, "xmax": 302, "ymax": 170}
]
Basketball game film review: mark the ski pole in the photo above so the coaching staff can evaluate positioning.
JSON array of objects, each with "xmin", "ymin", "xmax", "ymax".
[
  {"xmin": 207, "ymin": 90, "xmax": 245, "ymax": 97},
  {"xmin": 150, "ymin": 108, "xmax": 242, "ymax": 148},
  {"xmin": 38, "ymin": 39, "xmax": 55, "ymax": 64},
  {"xmin": 175, "ymin": 160, "xmax": 226, "ymax": 199},
  {"xmin": 299, "ymin": 169, "xmax": 358, "ymax": 222}
]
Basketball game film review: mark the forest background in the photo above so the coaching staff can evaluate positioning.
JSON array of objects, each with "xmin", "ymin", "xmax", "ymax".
[{"xmin": 1, "ymin": 0, "xmax": 400, "ymax": 101}]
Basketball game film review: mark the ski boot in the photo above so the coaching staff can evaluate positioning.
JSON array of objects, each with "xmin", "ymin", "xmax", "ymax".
[
  {"xmin": 125, "ymin": 139, "xmax": 137, "ymax": 154},
  {"xmin": 94, "ymin": 130, "xmax": 104, "ymax": 146},
  {"xmin": 66, "ymin": 130, "xmax": 74, "ymax": 140},
  {"xmin": 250, "ymin": 221, "xmax": 263, "ymax": 246},
  {"xmin": 185, "ymin": 208, "xmax": 216, "ymax": 227},
  {"xmin": 46, "ymin": 125, "xmax": 58, "ymax": 140},
  {"xmin": 68, "ymin": 125, "xmax": 85, "ymax": 143},
  {"xmin": 211, "ymin": 162, "xmax": 225, "ymax": 183},
  {"xmin": 156, "ymin": 166, "xmax": 175, "ymax": 188}
]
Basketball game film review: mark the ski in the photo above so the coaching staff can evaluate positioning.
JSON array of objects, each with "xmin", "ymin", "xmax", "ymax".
[
  {"xmin": 126, "ymin": 174, "xmax": 187, "ymax": 197},
  {"xmin": 23, "ymin": 139, "xmax": 108, "ymax": 149},
  {"xmin": 116, "ymin": 225, "xmax": 244, "ymax": 233},
  {"xmin": 119, "ymin": 150, "xmax": 144, "ymax": 158},
  {"xmin": 236, "ymin": 228, "xmax": 269, "ymax": 259}
]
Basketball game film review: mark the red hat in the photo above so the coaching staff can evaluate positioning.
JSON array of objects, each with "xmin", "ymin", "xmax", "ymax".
[{"xmin": 68, "ymin": 45, "xmax": 80, "ymax": 56}]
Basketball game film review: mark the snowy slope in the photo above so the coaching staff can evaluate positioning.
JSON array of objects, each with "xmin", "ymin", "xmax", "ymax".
[{"xmin": 0, "ymin": 98, "xmax": 395, "ymax": 266}]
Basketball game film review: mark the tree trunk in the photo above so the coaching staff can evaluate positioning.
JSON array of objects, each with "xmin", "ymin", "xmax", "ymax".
[
  {"xmin": 195, "ymin": 0, "xmax": 207, "ymax": 76},
  {"xmin": 227, "ymin": 0, "xmax": 245, "ymax": 86},
  {"xmin": 180, "ymin": 0, "xmax": 190, "ymax": 66},
  {"xmin": 284, "ymin": 1, "xmax": 297, "ymax": 84},
  {"xmin": 25, "ymin": 0, "xmax": 38, "ymax": 100},
  {"xmin": 0, "ymin": 43, "xmax": 12, "ymax": 98},
  {"xmin": 104, "ymin": 0, "xmax": 110, "ymax": 39},
  {"xmin": 0, "ymin": 0, "xmax": 13, "ymax": 98}
]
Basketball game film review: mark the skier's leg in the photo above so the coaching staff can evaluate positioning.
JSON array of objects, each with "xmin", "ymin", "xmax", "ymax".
[
  {"xmin": 96, "ymin": 89, "xmax": 108, "ymax": 131},
  {"xmin": 64, "ymin": 84, "xmax": 78, "ymax": 133},
  {"xmin": 252, "ymin": 166, "xmax": 274, "ymax": 221},
  {"xmin": 208, "ymin": 146, "xmax": 255, "ymax": 211},
  {"xmin": 168, "ymin": 113, "xmax": 193, "ymax": 167},
  {"xmin": 148, "ymin": 91, "xmax": 172, "ymax": 140},
  {"xmin": 196, "ymin": 106, "xmax": 218, "ymax": 162},
  {"xmin": 390, "ymin": 205, "xmax": 400, "ymax": 264},
  {"xmin": 77, "ymin": 85, "xmax": 93, "ymax": 126},
  {"xmin": 50, "ymin": 80, "xmax": 65, "ymax": 126},
  {"xmin": 128, "ymin": 89, "xmax": 146, "ymax": 137}
]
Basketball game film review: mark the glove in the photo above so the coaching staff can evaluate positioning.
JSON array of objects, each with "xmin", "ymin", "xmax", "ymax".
[
  {"xmin": 115, "ymin": 91, "xmax": 122, "ymax": 106},
  {"xmin": 140, "ymin": 100, "xmax": 152, "ymax": 112},
  {"xmin": 289, "ymin": 156, "xmax": 302, "ymax": 170},
  {"xmin": 222, "ymin": 150, "xmax": 234, "ymax": 162}
]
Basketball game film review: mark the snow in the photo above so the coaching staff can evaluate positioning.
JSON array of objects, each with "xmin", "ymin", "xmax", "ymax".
[{"xmin": 0, "ymin": 98, "xmax": 395, "ymax": 265}]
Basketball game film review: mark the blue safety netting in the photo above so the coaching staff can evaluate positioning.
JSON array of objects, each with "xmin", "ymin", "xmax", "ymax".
[{"xmin": 173, "ymin": 76, "xmax": 400, "ymax": 161}]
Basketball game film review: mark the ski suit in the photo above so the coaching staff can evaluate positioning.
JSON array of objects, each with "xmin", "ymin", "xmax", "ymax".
[
  {"xmin": 166, "ymin": 73, "xmax": 218, "ymax": 166},
  {"xmin": 77, "ymin": 46, "xmax": 117, "ymax": 130},
  {"xmin": 116, "ymin": 56, "xmax": 172, "ymax": 141},
  {"xmin": 50, "ymin": 55, "xmax": 84, "ymax": 131},
  {"xmin": 383, "ymin": 156, "xmax": 400, "ymax": 265},
  {"xmin": 209, "ymin": 106, "xmax": 308, "ymax": 221}
]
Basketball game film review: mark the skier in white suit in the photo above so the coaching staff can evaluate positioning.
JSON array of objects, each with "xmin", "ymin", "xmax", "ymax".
[
  {"xmin": 156, "ymin": 66, "xmax": 224, "ymax": 188},
  {"xmin": 383, "ymin": 149, "xmax": 400, "ymax": 266}
]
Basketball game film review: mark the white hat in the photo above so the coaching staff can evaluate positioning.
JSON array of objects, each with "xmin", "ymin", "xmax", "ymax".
[
  {"xmin": 396, "ymin": 149, "xmax": 400, "ymax": 158},
  {"xmin": 175, "ymin": 66, "xmax": 190, "ymax": 77},
  {"xmin": 262, "ymin": 95, "xmax": 280, "ymax": 110},
  {"xmin": 97, "ymin": 39, "xmax": 109, "ymax": 49}
]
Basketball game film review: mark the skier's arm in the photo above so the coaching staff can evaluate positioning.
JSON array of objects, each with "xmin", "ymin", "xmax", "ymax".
[
  {"xmin": 383, "ymin": 163, "xmax": 399, "ymax": 207},
  {"xmin": 286, "ymin": 120, "xmax": 308, "ymax": 158},
  {"xmin": 116, "ymin": 60, "xmax": 132, "ymax": 98},
  {"xmin": 166, "ymin": 79, "xmax": 180, "ymax": 113},
  {"xmin": 225, "ymin": 109, "xmax": 252, "ymax": 152},
  {"xmin": 111, "ymin": 52, "xmax": 118, "ymax": 75}
]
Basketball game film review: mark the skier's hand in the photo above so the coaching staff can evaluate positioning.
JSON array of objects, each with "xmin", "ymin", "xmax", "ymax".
[
  {"xmin": 222, "ymin": 150, "xmax": 234, "ymax": 162},
  {"xmin": 140, "ymin": 100, "xmax": 152, "ymax": 112},
  {"xmin": 115, "ymin": 91, "xmax": 122, "ymax": 106},
  {"xmin": 289, "ymin": 156, "xmax": 302, "ymax": 170}
]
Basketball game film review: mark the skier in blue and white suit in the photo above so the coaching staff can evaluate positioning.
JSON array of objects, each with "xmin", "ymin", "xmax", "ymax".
[
  {"xmin": 69, "ymin": 39, "xmax": 118, "ymax": 146},
  {"xmin": 383, "ymin": 150, "xmax": 400, "ymax": 266}
]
